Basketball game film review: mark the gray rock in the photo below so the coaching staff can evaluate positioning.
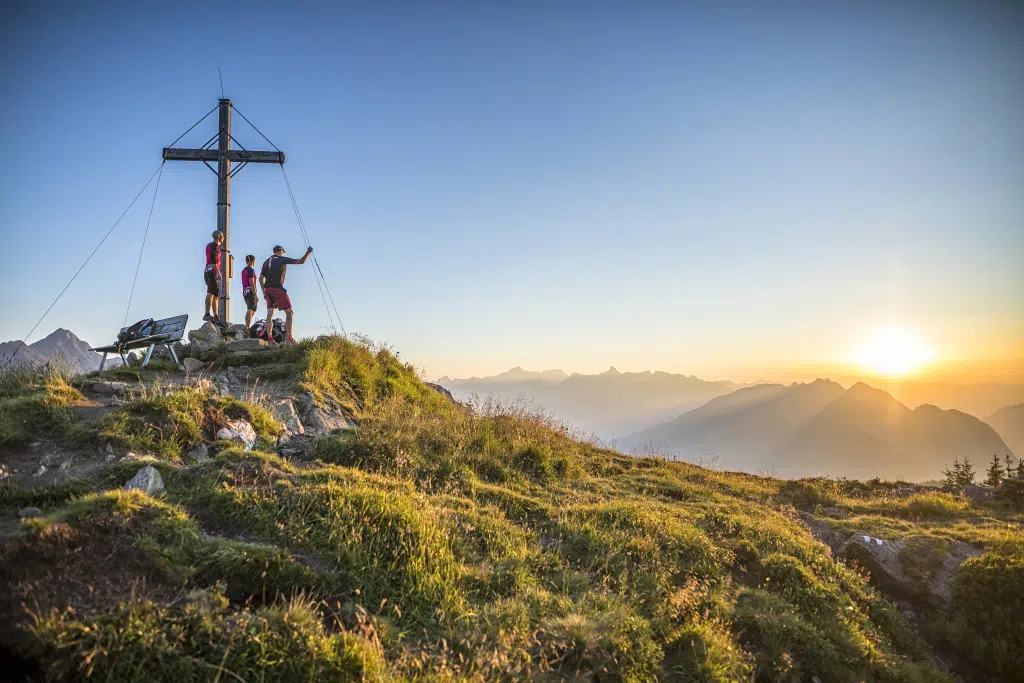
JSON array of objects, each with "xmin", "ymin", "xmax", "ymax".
[
  {"xmin": 216, "ymin": 419, "xmax": 257, "ymax": 450},
  {"xmin": 151, "ymin": 341, "xmax": 188, "ymax": 363},
  {"xmin": 272, "ymin": 399, "xmax": 304, "ymax": 435},
  {"xmin": 221, "ymin": 338, "xmax": 269, "ymax": 356},
  {"xmin": 186, "ymin": 443, "xmax": 212, "ymax": 464},
  {"xmin": 92, "ymin": 381, "xmax": 131, "ymax": 395},
  {"xmin": 188, "ymin": 322, "xmax": 222, "ymax": 361},
  {"xmin": 182, "ymin": 357, "xmax": 207, "ymax": 374},
  {"xmin": 959, "ymin": 483, "xmax": 995, "ymax": 504},
  {"xmin": 18, "ymin": 506, "xmax": 42, "ymax": 518},
  {"xmin": 223, "ymin": 324, "xmax": 249, "ymax": 340},
  {"xmin": 123, "ymin": 465, "xmax": 165, "ymax": 494},
  {"xmin": 841, "ymin": 533, "xmax": 982, "ymax": 608},
  {"xmin": 296, "ymin": 391, "xmax": 355, "ymax": 435}
]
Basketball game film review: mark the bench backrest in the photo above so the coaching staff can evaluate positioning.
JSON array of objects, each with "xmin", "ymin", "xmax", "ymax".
[{"xmin": 118, "ymin": 314, "xmax": 188, "ymax": 342}]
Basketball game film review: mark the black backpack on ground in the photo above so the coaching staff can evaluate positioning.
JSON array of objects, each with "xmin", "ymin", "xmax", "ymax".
[{"xmin": 249, "ymin": 318, "xmax": 286, "ymax": 343}]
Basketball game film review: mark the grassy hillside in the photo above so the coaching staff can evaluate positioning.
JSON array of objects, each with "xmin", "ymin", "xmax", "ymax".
[{"xmin": 0, "ymin": 336, "xmax": 1021, "ymax": 682}]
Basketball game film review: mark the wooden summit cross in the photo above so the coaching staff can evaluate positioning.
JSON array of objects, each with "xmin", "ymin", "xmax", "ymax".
[{"xmin": 162, "ymin": 99, "xmax": 285, "ymax": 325}]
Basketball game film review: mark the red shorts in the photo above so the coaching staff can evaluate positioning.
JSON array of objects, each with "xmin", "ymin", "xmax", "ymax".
[{"xmin": 264, "ymin": 286, "xmax": 292, "ymax": 311}]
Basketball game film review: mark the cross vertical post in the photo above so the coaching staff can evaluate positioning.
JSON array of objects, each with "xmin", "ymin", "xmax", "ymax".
[
  {"xmin": 162, "ymin": 99, "xmax": 286, "ymax": 327},
  {"xmin": 216, "ymin": 99, "xmax": 231, "ymax": 325}
]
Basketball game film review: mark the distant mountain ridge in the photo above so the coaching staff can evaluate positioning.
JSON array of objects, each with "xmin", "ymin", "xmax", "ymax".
[
  {"xmin": 0, "ymin": 329, "xmax": 102, "ymax": 374},
  {"xmin": 986, "ymin": 404, "xmax": 1024, "ymax": 459},
  {"xmin": 437, "ymin": 367, "xmax": 739, "ymax": 439},
  {"xmin": 619, "ymin": 379, "xmax": 1011, "ymax": 481},
  {"xmin": 438, "ymin": 366, "xmax": 568, "ymax": 385}
]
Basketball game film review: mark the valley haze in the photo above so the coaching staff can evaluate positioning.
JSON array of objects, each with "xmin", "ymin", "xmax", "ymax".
[{"xmin": 439, "ymin": 366, "xmax": 1022, "ymax": 482}]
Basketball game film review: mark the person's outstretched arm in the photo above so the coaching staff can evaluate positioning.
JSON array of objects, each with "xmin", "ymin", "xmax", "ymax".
[{"xmin": 298, "ymin": 246, "xmax": 313, "ymax": 264}]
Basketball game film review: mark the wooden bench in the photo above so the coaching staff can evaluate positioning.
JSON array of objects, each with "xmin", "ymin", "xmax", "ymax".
[{"xmin": 90, "ymin": 314, "xmax": 189, "ymax": 371}]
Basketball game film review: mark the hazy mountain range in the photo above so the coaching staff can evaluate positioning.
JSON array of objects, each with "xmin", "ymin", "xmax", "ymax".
[
  {"xmin": 986, "ymin": 404, "xmax": 1024, "ymax": 458},
  {"xmin": 0, "ymin": 329, "xmax": 102, "ymax": 374},
  {"xmin": 437, "ymin": 367, "xmax": 739, "ymax": 439},
  {"xmin": 618, "ymin": 380, "xmax": 1013, "ymax": 481}
]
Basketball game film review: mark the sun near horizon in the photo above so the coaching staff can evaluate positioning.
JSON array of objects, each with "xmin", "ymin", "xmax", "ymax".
[{"xmin": 853, "ymin": 328, "xmax": 937, "ymax": 378}]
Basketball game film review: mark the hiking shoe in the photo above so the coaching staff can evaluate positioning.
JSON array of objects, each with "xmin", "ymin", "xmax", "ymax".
[
  {"xmin": 202, "ymin": 314, "xmax": 215, "ymax": 323},
  {"xmin": 284, "ymin": 336, "xmax": 297, "ymax": 345}
]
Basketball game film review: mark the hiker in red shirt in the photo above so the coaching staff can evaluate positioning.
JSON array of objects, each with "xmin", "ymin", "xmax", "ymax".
[
  {"xmin": 241, "ymin": 255, "xmax": 259, "ymax": 329},
  {"xmin": 203, "ymin": 231, "xmax": 225, "ymax": 324},
  {"xmin": 259, "ymin": 244, "xmax": 313, "ymax": 344}
]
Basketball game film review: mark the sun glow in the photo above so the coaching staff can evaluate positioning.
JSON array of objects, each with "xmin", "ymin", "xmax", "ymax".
[{"xmin": 855, "ymin": 328, "xmax": 936, "ymax": 377}]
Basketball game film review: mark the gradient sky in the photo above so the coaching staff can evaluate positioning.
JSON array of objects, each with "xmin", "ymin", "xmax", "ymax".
[{"xmin": 2, "ymin": 1, "xmax": 1022, "ymax": 381}]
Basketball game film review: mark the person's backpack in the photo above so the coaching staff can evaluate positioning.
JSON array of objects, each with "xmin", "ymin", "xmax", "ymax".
[
  {"xmin": 249, "ymin": 318, "xmax": 286, "ymax": 343},
  {"xmin": 117, "ymin": 318, "xmax": 155, "ymax": 349},
  {"xmin": 271, "ymin": 318, "xmax": 286, "ymax": 343}
]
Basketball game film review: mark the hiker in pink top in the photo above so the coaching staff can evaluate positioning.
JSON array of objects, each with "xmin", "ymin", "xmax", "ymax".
[
  {"xmin": 241, "ymin": 255, "xmax": 258, "ymax": 329},
  {"xmin": 203, "ymin": 230, "xmax": 224, "ymax": 324}
]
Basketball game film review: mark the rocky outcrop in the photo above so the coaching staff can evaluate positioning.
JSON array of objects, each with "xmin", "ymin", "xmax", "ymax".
[
  {"xmin": 181, "ymin": 357, "xmax": 207, "ymax": 374},
  {"xmin": 90, "ymin": 381, "xmax": 132, "ymax": 395},
  {"xmin": 188, "ymin": 322, "xmax": 222, "ymax": 361},
  {"xmin": 272, "ymin": 399, "xmax": 304, "ymax": 436},
  {"xmin": 216, "ymin": 419, "xmax": 257, "ymax": 450},
  {"xmin": 958, "ymin": 483, "xmax": 996, "ymax": 504},
  {"xmin": 296, "ymin": 392, "xmax": 355, "ymax": 435},
  {"xmin": 425, "ymin": 382, "xmax": 457, "ymax": 403},
  {"xmin": 223, "ymin": 324, "xmax": 250, "ymax": 340},
  {"xmin": 220, "ymin": 338, "xmax": 269, "ymax": 358},
  {"xmin": 151, "ymin": 341, "xmax": 188, "ymax": 363},
  {"xmin": 123, "ymin": 465, "xmax": 165, "ymax": 495},
  {"xmin": 839, "ymin": 533, "xmax": 982, "ymax": 609}
]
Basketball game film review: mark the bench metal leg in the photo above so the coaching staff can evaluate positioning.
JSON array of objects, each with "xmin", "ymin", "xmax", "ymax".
[
  {"xmin": 168, "ymin": 344, "xmax": 179, "ymax": 365},
  {"xmin": 99, "ymin": 352, "xmax": 108, "ymax": 371},
  {"xmin": 120, "ymin": 351, "xmax": 130, "ymax": 367},
  {"xmin": 141, "ymin": 344, "xmax": 156, "ymax": 368}
]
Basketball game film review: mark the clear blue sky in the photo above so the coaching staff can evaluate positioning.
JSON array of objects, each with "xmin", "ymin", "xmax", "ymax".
[{"xmin": 2, "ymin": 1, "xmax": 1022, "ymax": 380}]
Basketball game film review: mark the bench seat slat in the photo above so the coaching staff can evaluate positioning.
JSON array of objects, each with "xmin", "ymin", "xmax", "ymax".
[{"xmin": 91, "ymin": 333, "xmax": 172, "ymax": 353}]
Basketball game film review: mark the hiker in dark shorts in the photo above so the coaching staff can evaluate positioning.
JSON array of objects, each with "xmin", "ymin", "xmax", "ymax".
[
  {"xmin": 259, "ymin": 244, "xmax": 313, "ymax": 344},
  {"xmin": 203, "ymin": 230, "xmax": 225, "ymax": 324},
  {"xmin": 241, "ymin": 255, "xmax": 259, "ymax": 329}
]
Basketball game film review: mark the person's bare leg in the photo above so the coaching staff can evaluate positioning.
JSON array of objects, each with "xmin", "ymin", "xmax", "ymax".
[
  {"xmin": 264, "ymin": 306, "xmax": 277, "ymax": 343},
  {"xmin": 205, "ymin": 294, "xmax": 213, "ymax": 317},
  {"xmin": 245, "ymin": 309, "xmax": 254, "ymax": 329},
  {"xmin": 211, "ymin": 296, "xmax": 219, "ymax": 321},
  {"xmin": 284, "ymin": 309, "xmax": 295, "ymax": 341}
]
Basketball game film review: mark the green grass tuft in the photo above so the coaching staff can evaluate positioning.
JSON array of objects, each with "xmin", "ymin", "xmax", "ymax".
[{"xmin": 30, "ymin": 589, "xmax": 386, "ymax": 683}]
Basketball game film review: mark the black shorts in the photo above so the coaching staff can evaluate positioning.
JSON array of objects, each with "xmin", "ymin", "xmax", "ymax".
[
  {"xmin": 244, "ymin": 290, "xmax": 258, "ymax": 312},
  {"xmin": 204, "ymin": 269, "xmax": 221, "ymax": 296}
]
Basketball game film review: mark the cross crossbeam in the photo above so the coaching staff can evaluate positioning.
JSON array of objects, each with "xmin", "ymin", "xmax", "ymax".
[
  {"xmin": 162, "ymin": 148, "xmax": 285, "ymax": 164},
  {"xmin": 162, "ymin": 98, "xmax": 284, "ymax": 325}
]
